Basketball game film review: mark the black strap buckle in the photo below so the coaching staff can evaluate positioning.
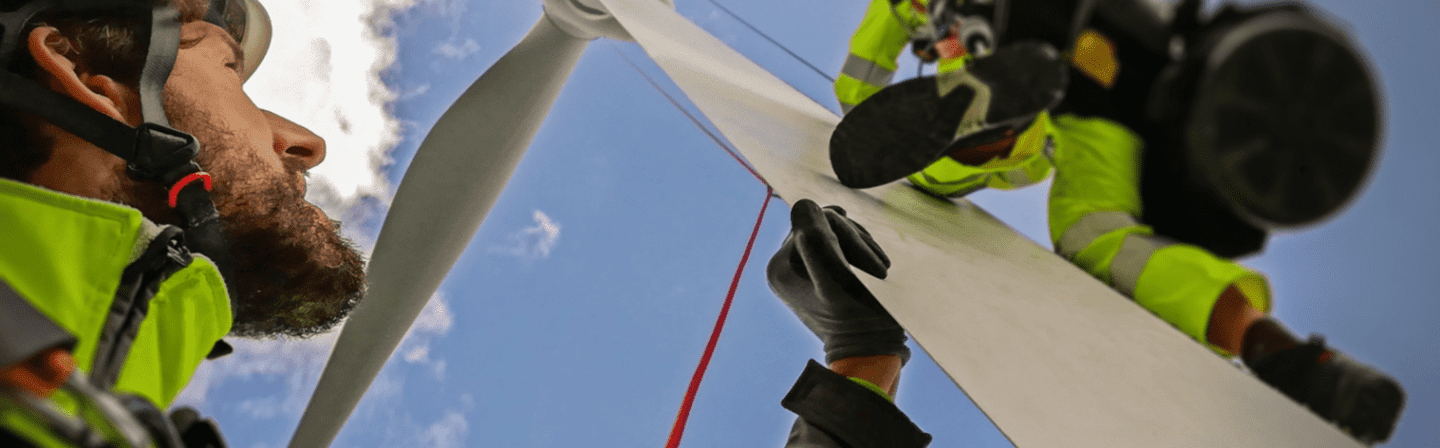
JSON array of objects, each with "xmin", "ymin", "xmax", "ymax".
[{"xmin": 127, "ymin": 123, "xmax": 202, "ymax": 185}]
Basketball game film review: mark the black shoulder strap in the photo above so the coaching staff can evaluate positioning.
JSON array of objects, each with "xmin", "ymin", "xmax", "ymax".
[
  {"xmin": 0, "ymin": 279, "xmax": 75, "ymax": 368},
  {"xmin": 91, "ymin": 226, "xmax": 192, "ymax": 389}
]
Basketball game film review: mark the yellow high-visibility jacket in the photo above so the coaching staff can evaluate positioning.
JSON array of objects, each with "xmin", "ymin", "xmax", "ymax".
[{"xmin": 0, "ymin": 178, "xmax": 232, "ymax": 447}]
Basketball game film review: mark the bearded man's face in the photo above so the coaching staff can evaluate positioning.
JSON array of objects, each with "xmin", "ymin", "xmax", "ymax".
[{"xmin": 115, "ymin": 21, "xmax": 366, "ymax": 338}]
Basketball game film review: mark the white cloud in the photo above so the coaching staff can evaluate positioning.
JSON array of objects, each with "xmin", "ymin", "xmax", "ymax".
[
  {"xmin": 244, "ymin": 0, "xmax": 416, "ymax": 223},
  {"xmin": 396, "ymin": 83, "xmax": 431, "ymax": 101},
  {"xmin": 400, "ymin": 292, "xmax": 454, "ymax": 370},
  {"xmin": 237, "ymin": 395, "xmax": 283, "ymax": 420},
  {"xmin": 432, "ymin": 38, "xmax": 481, "ymax": 60},
  {"xmin": 490, "ymin": 210, "xmax": 562, "ymax": 259},
  {"xmin": 402, "ymin": 345, "xmax": 430, "ymax": 363},
  {"xmin": 177, "ymin": 291, "xmax": 454, "ymax": 410},
  {"xmin": 419, "ymin": 410, "xmax": 469, "ymax": 448},
  {"xmin": 173, "ymin": 330, "xmax": 339, "ymax": 419}
]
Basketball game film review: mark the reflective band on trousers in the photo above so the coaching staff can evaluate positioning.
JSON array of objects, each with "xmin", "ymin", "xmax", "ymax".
[
  {"xmin": 1055, "ymin": 211, "xmax": 1175, "ymax": 295},
  {"xmin": 1055, "ymin": 211, "xmax": 1137, "ymax": 259},
  {"xmin": 1111, "ymin": 233, "xmax": 1175, "ymax": 296},
  {"xmin": 841, "ymin": 54, "xmax": 895, "ymax": 88}
]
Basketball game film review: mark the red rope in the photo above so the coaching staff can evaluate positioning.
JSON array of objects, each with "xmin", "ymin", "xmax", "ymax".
[{"xmin": 664, "ymin": 185, "xmax": 774, "ymax": 448}]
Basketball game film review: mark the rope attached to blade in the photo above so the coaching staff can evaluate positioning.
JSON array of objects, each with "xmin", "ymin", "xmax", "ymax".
[
  {"xmin": 704, "ymin": 0, "xmax": 834, "ymax": 84},
  {"xmin": 611, "ymin": 45, "xmax": 766, "ymax": 184},
  {"xmin": 611, "ymin": 42, "xmax": 782, "ymax": 448},
  {"xmin": 664, "ymin": 186, "xmax": 772, "ymax": 448}
]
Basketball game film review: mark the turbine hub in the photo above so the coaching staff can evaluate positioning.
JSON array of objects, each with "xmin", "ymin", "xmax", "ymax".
[{"xmin": 543, "ymin": 0, "xmax": 673, "ymax": 41}]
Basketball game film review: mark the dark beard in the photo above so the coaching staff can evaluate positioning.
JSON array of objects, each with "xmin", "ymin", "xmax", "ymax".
[
  {"xmin": 113, "ymin": 156, "xmax": 366, "ymax": 339},
  {"xmin": 218, "ymin": 179, "xmax": 366, "ymax": 339},
  {"xmin": 111, "ymin": 93, "xmax": 370, "ymax": 339}
]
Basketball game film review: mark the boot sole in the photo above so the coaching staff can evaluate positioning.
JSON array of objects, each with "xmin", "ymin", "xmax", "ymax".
[{"xmin": 829, "ymin": 41, "xmax": 1067, "ymax": 189}]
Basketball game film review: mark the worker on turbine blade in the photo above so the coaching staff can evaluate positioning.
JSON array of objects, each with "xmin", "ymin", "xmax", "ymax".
[
  {"xmin": 0, "ymin": 1, "xmax": 366, "ymax": 446},
  {"xmin": 827, "ymin": 0, "xmax": 1405, "ymax": 443},
  {"xmin": 769, "ymin": 199, "xmax": 930, "ymax": 448}
]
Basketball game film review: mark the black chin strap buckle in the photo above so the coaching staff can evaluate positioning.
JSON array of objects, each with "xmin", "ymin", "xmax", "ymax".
[
  {"xmin": 127, "ymin": 123, "xmax": 217, "ymax": 214},
  {"xmin": 127, "ymin": 123, "xmax": 202, "ymax": 186}
]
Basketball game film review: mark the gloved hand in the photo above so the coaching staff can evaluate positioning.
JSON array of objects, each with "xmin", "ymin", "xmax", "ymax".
[
  {"xmin": 911, "ymin": 38, "xmax": 940, "ymax": 63},
  {"xmin": 767, "ymin": 199, "xmax": 910, "ymax": 365}
]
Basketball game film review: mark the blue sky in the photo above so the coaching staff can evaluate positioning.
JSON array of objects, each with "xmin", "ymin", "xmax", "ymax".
[{"xmin": 175, "ymin": 1, "xmax": 1439, "ymax": 447}]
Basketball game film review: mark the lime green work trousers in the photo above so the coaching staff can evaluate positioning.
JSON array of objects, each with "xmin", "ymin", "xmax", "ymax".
[{"xmin": 1047, "ymin": 115, "xmax": 1271, "ymax": 350}]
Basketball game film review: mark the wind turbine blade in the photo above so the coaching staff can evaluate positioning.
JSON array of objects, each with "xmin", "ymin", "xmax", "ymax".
[
  {"xmin": 287, "ymin": 15, "xmax": 589, "ymax": 448},
  {"xmin": 596, "ymin": 0, "xmax": 1363, "ymax": 446}
]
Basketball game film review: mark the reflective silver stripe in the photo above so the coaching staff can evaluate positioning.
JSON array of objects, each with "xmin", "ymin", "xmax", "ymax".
[
  {"xmin": 1111, "ymin": 233, "xmax": 1176, "ymax": 296},
  {"xmin": 919, "ymin": 171, "xmax": 987, "ymax": 197},
  {"xmin": 1055, "ymin": 210, "xmax": 1140, "ymax": 259},
  {"xmin": 841, "ymin": 102, "xmax": 856, "ymax": 114},
  {"xmin": 923, "ymin": 171, "xmax": 987, "ymax": 187},
  {"xmin": 943, "ymin": 182, "xmax": 987, "ymax": 198},
  {"xmin": 1000, "ymin": 166, "xmax": 1033, "ymax": 186},
  {"xmin": 0, "ymin": 280, "xmax": 76, "ymax": 367},
  {"xmin": 1042, "ymin": 137, "xmax": 1057, "ymax": 162},
  {"xmin": 841, "ymin": 54, "xmax": 895, "ymax": 87}
]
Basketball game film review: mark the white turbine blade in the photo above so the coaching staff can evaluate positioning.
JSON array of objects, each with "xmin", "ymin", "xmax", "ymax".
[
  {"xmin": 287, "ymin": 15, "xmax": 589, "ymax": 448},
  {"xmin": 597, "ymin": 0, "xmax": 1363, "ymax": 446}
]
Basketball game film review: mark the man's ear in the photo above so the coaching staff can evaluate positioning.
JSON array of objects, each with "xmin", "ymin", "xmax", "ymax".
[{"xmin": 27, "ymin": 26, "xmax": 137, "ymax": 124}]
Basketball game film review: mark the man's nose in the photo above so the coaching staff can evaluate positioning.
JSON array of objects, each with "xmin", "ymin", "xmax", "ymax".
[{"xmin": 264, "ymin": 110, "xmax": 327, "ymax": 171}]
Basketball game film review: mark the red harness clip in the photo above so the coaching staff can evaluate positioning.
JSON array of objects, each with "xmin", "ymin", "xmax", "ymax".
[{"xmin": 168, "ymin": 172, "xmax": 214, "ymax": 208}]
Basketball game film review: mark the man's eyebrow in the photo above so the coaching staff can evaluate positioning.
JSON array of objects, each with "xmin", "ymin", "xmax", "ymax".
[{"xmin": 222, "ymin": 30, "xmax": 246, "ymax": 73}]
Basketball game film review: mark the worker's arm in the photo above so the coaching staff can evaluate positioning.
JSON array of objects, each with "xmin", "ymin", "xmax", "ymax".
[
  {"xmin": 837, "ymin": 0, "xmax": 921, "ymax": 114},
  {"xmin": 769, "ymin": 199, "xmax": 930, "ymax": 448}
]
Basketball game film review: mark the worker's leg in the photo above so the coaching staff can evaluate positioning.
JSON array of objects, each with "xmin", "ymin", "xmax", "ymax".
[
  {"xmin": 1047, "ymin": 114, "xmax": 1270, "ymax": 349},
  {"xmin": 1047, "ymin": 114, "xmax": 1404, "ymax": 443}
]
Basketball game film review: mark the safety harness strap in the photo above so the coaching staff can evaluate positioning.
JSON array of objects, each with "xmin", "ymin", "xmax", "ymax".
[{"xmin": 91, "ymin": 226, "xmax": 192, "ymax": 390}]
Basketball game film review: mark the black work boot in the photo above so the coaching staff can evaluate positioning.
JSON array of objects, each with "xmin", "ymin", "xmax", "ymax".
[
  {"xmin": 829, "ymin": 40, "xmax": 1067, "ymax": 189},
  {"xmin": 1247, "ymin": 336, "xmax": 1405, "ymax": 445}
]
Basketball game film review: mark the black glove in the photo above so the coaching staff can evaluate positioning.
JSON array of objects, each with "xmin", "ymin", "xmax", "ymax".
[
  {"xmin": 767, "ymin": 199, "xmax": 910, "ymax": 365},
  {"xmin": 911, "ymin": 38, "xmax": 939, "ymax": 63}
]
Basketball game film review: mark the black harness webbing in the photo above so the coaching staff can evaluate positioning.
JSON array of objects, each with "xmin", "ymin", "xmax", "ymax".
[{"xmin": 90, "ymin": 226, "xmax": 193, "ymax": 390}]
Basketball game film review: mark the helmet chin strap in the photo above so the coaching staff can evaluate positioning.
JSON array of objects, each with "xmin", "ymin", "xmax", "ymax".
[
  {"xmin": 128, "ymin": 4, "xmax": 236, "ymax": 290},
  {"xmin": 0, "ymin": 2, "xmax": 235, "ymax": 289}
]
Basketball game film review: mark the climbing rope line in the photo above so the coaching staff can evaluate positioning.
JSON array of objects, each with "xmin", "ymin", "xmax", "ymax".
[
  {"xmin": 611, "ymin": 44, "xmax": 767, "ymax": 184},
  {"xmin": 664, "ymin": 185, "xmax": 772, "ymax": 448},
  {"xmin": 704, "ymin": 0, "xmax": 835, "ymax": 84},
  {"xmin": 609, "ymin": 43, "xmax": 781, "ymax": 448}
]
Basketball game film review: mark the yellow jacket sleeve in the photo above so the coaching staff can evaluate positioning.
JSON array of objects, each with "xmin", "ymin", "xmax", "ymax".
[{"xmin": 837, "ymin": 0, "xmax": 919, "ymax": 113}]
